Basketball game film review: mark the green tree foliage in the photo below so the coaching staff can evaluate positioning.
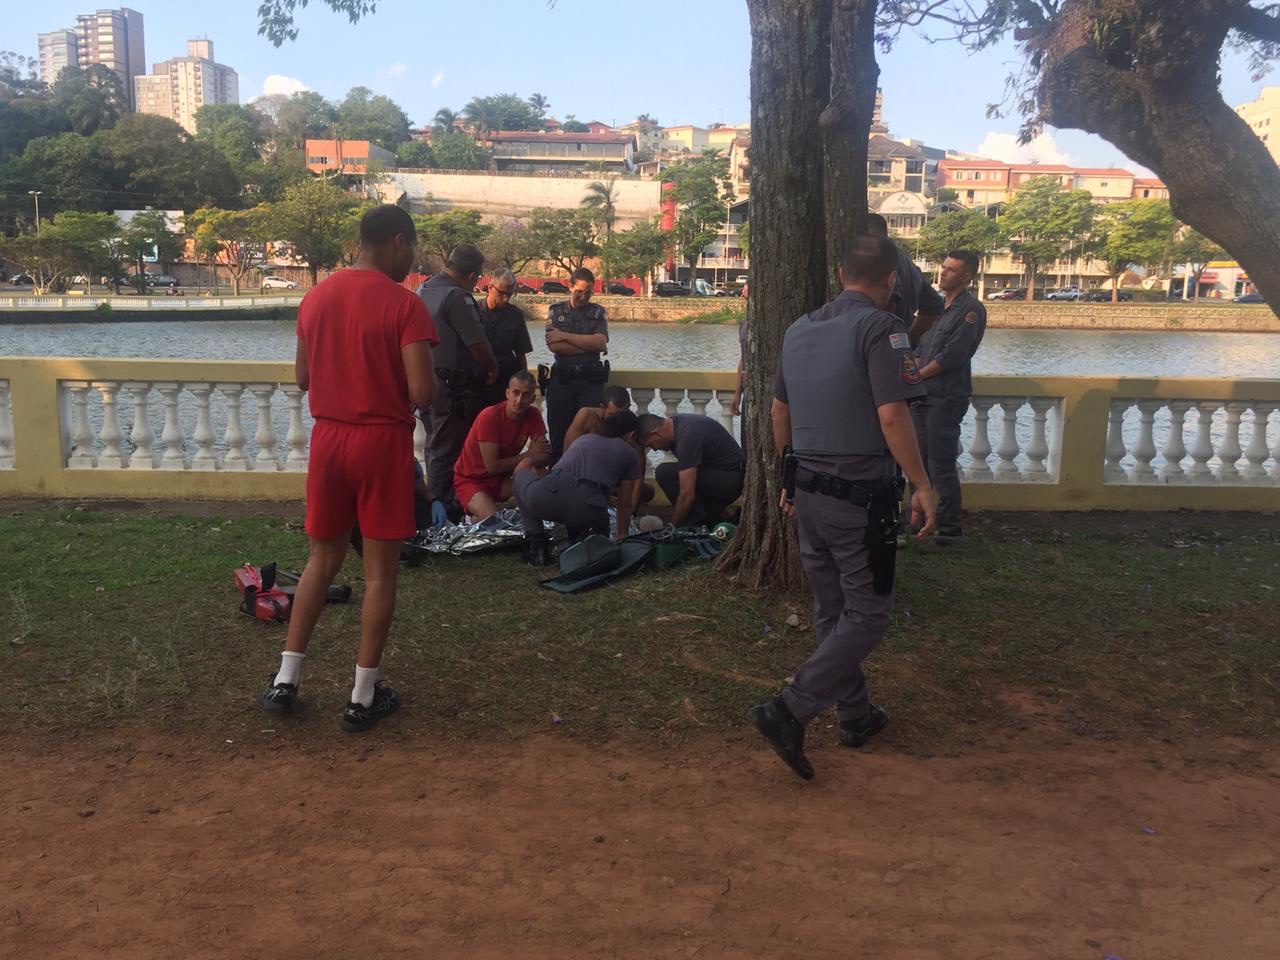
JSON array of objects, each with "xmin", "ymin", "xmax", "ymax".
[
  {"xmin": 276, "ymin": 91, "xmax": 338, "ymax": 149},
  {"xmin": 432, "ymin": 107, "xmax": 459, "ymax": 133},
  {"xmin": 916, "ymin": 207, "xmax": 1008, "ymax": 271},
  {"xmin": 1000, "ymin": 177, "xmax": 1095, "ymax": 299},
  {"xmin": 432, "ymin": 131, "xmax": 488, "ymax": 170},
  {"xmin": 481, "ymin": 217, "xmax": 539, "ymax": 274},
  {"xmin": 412, "ymin": 209, "xmax": 491, "ymax": 265},
  {"xmin": 527, "ymin": 93, "xmax": 550, "ymax": 118},
  {"xmin": 186, "ymin": 206, "xmax": 272, "ymax": 295},
  {"xmin": 52, "ymin": 65, "xmax": 126, "ymax": 135},
  {"xmin": 246, "ymin": 150, "xmax": 310, "ymax": 202},
  {"xmin": 600, "ymin": 220, "xmax": 670, "ymax": 291},
  {"xmin": 464, "ymin": 93, "xmax": 544, "ymax": 133},
  {"xmin": 1170, "ymin": 228, "xmax": 1227, "ymax": 301},
  {"xmin": 395, "ymin": 139, "xmax": 435, "ymax": 168},
  {"xmin": 1091, "ymin": 199, "xmax": 1178, "ymax": 300},
  {"xmin": 119, "ymin": 210, "xmax": 184, "ymax": 288},
  {"xmin": 935, "ymin": 187, "xmax": 960, "ymax": 204},
  {"xmin": 0, "ymin": 211, "xmax": 119, "ymax": 293},
  {"xmin": 526, "ymin": 207, "xmax": 600, "ymax": 276},
  {"xmin": 560, "ymin": 115, "xmax": 590, "ymax": 133},
  {"xmin": 98, "ymin": 114, "xmax": 243, "ymax": 210},
  {"xmin": 665, "ymin": 150, "xmax": 734, "ymax": 280},
  {"xmin": 581, "ymin": 178, "xmax": 620, "ymax": 238},
  {"xmin": 196, "ymin": 103, "xmax": 269, "ymax": 178},
  {"xmin": 257, "ymin": 0, "xmax": 377, "ymax": 45},
  {"xmin": 2, "ymin": 133, "xmax": 112, "ymax": 216},
  {"xmin": 336, "ymin": 86, "xmax": 412, "ymax": 149},
  {"xmin": 268, "ymin": 178, "xmax": 364, "ymax": 284}
]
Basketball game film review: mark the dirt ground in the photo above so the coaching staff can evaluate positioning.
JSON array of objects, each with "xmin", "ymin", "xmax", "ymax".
[{"xmin": 3, "ymin": 724, "xmax": 1278, "ymax": 960}]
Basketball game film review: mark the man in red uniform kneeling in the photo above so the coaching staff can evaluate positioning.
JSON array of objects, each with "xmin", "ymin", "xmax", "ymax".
[
  {"xmin": 260, "ymin": 205, "xmax": 438, "ymax": 733},
  {"xmin": 453, "ymin": 370, "xmax": 550, "ymax": 520}
]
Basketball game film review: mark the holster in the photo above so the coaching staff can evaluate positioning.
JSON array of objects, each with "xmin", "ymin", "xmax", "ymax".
[
  {"xmin": 436, "ymin": 367, "xmax": 480, "ymax": 417},
  {"xmin": 537, "ymin": 363, "xmax": 552, "ymax": 395},
  {"xmin": 779, "ymin": 446, "xmax": 798, "ymax": 501},
  {"xmin": 862, "ymin": 477, "xmax": 905, "ymax": 596},
  {"xmin": 551, "ymin": 359, "xmax": 609, "ymax": 386}
]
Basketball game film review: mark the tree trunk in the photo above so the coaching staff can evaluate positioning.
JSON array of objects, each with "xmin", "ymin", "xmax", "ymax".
[
  {"xmin": 1037, "ymin": 0, "xmax": 1280, "ymax": 317},
  {"xmin": 1111, "ymin": 276, "xmax": 1119, "ymax": 303},
  {"xmin": 309, "ymin": 262, "xmax": 319, "ymax": 287},
  {"xmin": 717, "ymin": 0, "xmax": 837, "ymax": 591},
  {"xmin": 1024, "ymin": 263, "xmax": 1038, "ymax": 301},
  {"xmin": 232, "ymin": 272, "xmax": 241, "ymax": 297}
]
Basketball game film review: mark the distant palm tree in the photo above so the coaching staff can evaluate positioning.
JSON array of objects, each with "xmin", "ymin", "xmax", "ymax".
[
  {"xmin": 528, "ymin": 92, "xmax": 550, "ymax": 117},
  {"xmin": 581, "ymin": 177, "xmax": 620, "ymax": 238},
  {"xmin": 463, "ymin": 98, "xmax": 500, "ymax": 136},
  {"xmin": 433, "ymin": 107, "xmax": 458, "ymax": 133}
]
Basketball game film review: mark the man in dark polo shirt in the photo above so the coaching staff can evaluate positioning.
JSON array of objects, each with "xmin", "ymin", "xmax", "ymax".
[
  {"xmin": 478, "ymin": 268, "xmax": 533, "ymax": 407},
  {"xmin": 638, "ymin": 412, "xmax": 744, "ymax": 528},
  {"xmin": 866, "ymin": 213, "xmax": 943, "ymax": 341}
]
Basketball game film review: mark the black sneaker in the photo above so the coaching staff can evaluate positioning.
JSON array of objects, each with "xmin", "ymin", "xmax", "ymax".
[
  {"xmin": 749, "ymin": 696, "xmax": 814, "ymax": 781},
  {"xmin": 838, "ymin": 703, "xmax": 890, "ymax": 748},
  {"xmin": 259, "ymin": 673, "xmax": 298, "ymax": 713},
  {"xmin": 523, "ymin": 535, "xmax": 553, "ymax": 566},
  {"xmin": 340, "ymin": 681, "xmax": 400, "ymax": 733}
]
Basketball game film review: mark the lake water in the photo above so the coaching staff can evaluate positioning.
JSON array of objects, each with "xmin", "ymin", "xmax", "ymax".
[{"xmin": 2, "ymin": 318, "xmax": 1278, "ymax": 377}]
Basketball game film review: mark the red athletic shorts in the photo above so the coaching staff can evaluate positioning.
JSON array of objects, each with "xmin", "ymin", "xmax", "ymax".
[
  {"xmin": 453, "ymin": 473, "xmax": 506, "ymax": 515},
  {"xmin": 306, "ymin": 420, "xmax": 416, "ymax": 540}
]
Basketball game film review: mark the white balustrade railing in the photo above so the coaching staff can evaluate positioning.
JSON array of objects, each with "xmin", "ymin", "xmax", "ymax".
[
  {"xmin": 0, "ymin": 378, "xmax": 14, "ymax": 470},
  {"xmin": 0, "ymin": 295, "xmax": 303, "ymax": 311},
  {"xmin": 961, "ymin": 396, "xmax": 1064, "ymax": 483},
  {"xmin": 1103, "ymin": 398, "xmax": 1279, "ymax": 485}
]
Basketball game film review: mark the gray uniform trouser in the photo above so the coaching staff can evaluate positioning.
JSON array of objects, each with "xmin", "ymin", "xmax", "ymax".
[
  {"xmin": 911, "ymin": 396, "xmax": 969, "ymax": 536},
  {"xmin": 782, "ymin": 490, "xmax": 893, "ymax": 726},
  {"xmin": 514, "ymin": 470, "xmax": 609, "ymax": 540},
  {"xmin": 547, "ymin": 379, "xmax": 604, "ymax": 463},
  {"xmin": 424, "ymin": 385, "xmax": 482, "ymax": 506}
]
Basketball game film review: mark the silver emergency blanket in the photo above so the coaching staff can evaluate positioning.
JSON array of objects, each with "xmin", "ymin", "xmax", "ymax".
[{"xmin": 407, "ymin": 508, "xmax": 543, "ymax": 557}]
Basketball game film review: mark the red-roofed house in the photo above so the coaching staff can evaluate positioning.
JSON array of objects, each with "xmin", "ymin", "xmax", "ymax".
[
  {"xmin": 1070, "ymin": 168, "xmax": 1135, "ymax": 201},
  {"xmin": 485, "ymin": 130, "xmax": 636, "ymax": 174},
  {"xmin": 1132, "ymin": 178, "xmax": 1170, "ymax": 200},
  {"xmin": 936, "ymin": 158, "xmax": 1011, "ymax": 206}
]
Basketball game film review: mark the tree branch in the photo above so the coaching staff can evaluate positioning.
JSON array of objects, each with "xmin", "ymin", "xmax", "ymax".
[{"xmin": 1230, "ymin": 2, "xmax": 1280, "ymax": 43}]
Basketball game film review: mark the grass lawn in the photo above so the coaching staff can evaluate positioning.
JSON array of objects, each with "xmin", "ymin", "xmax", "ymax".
[{"xmin": 1, "ymin": 506, "xmax": 1276, "ymax": 744}]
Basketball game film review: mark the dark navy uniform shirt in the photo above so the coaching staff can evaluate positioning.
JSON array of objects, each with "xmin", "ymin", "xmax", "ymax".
[
  {"xmin": 915, "ymin": 289, "xmax": 987, "ymax": 400},
  {"xmin": 416, "ymin": 273, "xmax": 486, "ymax": 372},
  {"xmin": 545, "ymin": 301, "xmax": 608, "ymax": 363}
]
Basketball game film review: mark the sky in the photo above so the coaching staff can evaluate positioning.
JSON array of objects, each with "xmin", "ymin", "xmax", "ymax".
[{"xmin": 10, "ymin": 0, "xmax": 1273, "ymax": 175}]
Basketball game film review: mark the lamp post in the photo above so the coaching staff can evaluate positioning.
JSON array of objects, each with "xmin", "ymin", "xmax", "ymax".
[{"xmin": 28, "ymin": 191, "xmax": 43, "ymax": 235}]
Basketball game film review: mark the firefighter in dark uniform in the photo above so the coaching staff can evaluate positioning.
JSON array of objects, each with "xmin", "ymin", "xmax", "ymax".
[
  {"xmin": 910, "ymin": 250, "xmax": 987, "ymax": 541},
  {"xmin": 477, "ymin": 267, "xmax": 533, "ymax": 408},
  {"xmin": 750, "ymin": 235, "xmax": 937, "ymax": 781},
  {"xmin": 416, "ymin": 244, "xmax": 498, "ymax": 514},
  {"xmin": 543, "ymin": 266, "xmax": 609, "ymax": 462},
  {"xmin": 866, "ymin": 213, "xmax": 944, "ymax": 341}
]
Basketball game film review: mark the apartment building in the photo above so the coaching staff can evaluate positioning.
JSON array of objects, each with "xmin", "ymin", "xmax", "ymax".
[
  {"xmin": 134, "ymin": 40, "xmax": 238, "ymax": 135},
  {"xmin": 1133, "ymin": 178, "xmax": 1169, "ymax": 200},
  {"xmin": 660, "ymin": 125, "xmax": 709, "ymax": 155},
  {"xmin": 936, "ymin": 158, "xmax": 1012, "ymax": 206},
  {"xmin": 486, "ymin": 131, "xmax": 635, "ymax": 174},
  {"xmin": 868, "ymin": 135, "xmax": 928, "ymax": 206},
  {"xmin": 74, "ymin": 7, "xmax": 146, "ymax": 109},
  {"xmin": 1235, "ymin": 86, "xmax": 1280, "ymax": 164},
  {"xmin": 728, "ymin": 136, "xmax": 750, "ymax": 199},
  {"xmin": 37, "ymin": 29, "xmax": 79, "ymax": 85},
  {"xmin": 304, "ymin": 139, "xmax": 397, "ymax": 175},
  {"xmin": 937, "ymin": 157, "xmax": 1168, "ymax": 206}
]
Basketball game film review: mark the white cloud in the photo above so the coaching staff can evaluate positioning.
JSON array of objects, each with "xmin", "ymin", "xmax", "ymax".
[
  {"xmin": 431, "ymin": 70, "xmax": 445, "ymax": 89},
  {"xmin": 386, "ymin": 63, "xmax": 407, "ymax": 78},
  {"xmin": 974, "ymin": 131, "xmax": 1071, "ymax": 166},
  {"xmin": 261, "ymin": 74, "xmax": 310, "ymax": 98}
]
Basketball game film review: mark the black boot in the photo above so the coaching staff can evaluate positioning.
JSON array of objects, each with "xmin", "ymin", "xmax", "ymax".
[
  {"xmin": 749, "ymin": 695, "xmax": 814, "ymax": 780},
  {"xmin": 523, "ymin": 534, "xmax": 552, "ymax": 566}
]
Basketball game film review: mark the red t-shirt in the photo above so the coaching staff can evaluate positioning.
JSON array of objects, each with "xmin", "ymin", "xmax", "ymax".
[
  {"xmin": 455, "ymin": 402, "xmax": 547, "ymax": 482},
  {"xmin": 297, "ymin": 268, "xmax": 438, "ymax": 427}
]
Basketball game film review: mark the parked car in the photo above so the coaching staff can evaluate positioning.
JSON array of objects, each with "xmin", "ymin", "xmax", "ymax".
[
  {"xmin": 1046, "ymin": 286, "xmax": 1082, "ymax": 301},
  {"xmin": 986, "ymin": 289, "xmax": 1011, "ymax": 300},
  {"xmin": 261, "ymin": 275, "xmax": 298, "ymax": 290},
  {"xmin": 514, "ymin": 281, "xmax": 536, "ymax": 294},
  {"xmin": 7, "ymin": 273, "xmax": 34, "ymax": 286},
  {"xmin": 143, "ymin": 273, "xmax": 178, "ymax": 287},
  {"xmin": 654, "ymin": 281, "xmax": 689, "ymax": 297},
  {"xmin": 540, "ymin": 280, "xmax": 570, "ymax": 294},
  {"xmin": 1232, "ymin": 292, "xmax": 1266, "ymax": 304},
  {"xmin": 734, "ymin": 274, "xmax": 749, "ymax": 284},
  {"xmin": 1084, "ymin": 289, "xmax": 1133, "ymax": 302},
  {"xmin": 605, "ymin": 282, "xmax": 636, "ymax": 296}
]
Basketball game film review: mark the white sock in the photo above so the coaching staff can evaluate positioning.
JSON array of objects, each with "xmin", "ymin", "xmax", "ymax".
[
  {"xmin": 276, "ymin": 651, "xmax": 304, "ymax": 687},
  {"xmin": 351, "ymin": 665, "xmax": 379, "ymax": 708}
]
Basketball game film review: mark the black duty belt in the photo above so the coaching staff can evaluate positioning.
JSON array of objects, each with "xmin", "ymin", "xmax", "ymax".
[{"xmin": 793, "ymin": 466, "xmax": 878, "ymax": 507}]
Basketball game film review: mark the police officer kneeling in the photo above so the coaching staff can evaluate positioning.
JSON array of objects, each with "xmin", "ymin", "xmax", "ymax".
[{"xmin": 750, "ymin": 235, "xmax": 937, "ymax": 781}]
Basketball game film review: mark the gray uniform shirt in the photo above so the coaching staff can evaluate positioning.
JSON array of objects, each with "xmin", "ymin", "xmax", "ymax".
[
  {"xmin": 417, "ymin": 273, "xmax": 486, "ymax": 371},
  {"xmin": 889, "ymin": 246, "xmax": 945, "ymax": 330},
  {"xmin": 672, "ymin": 414, "xmax": 745, "ymax": 472},
  {"xmin": 554, "ymin": 433, "xmax": 644, "ymax": 488},
  {"xmin": 915, "ymin": 289, "xmax": 987, "ymax": 400},
  {"xmin": 546, "ymin": 301, "xmax": 608, "ymax": 362}
]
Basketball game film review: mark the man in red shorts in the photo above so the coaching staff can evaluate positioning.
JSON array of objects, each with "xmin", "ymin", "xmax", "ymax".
[
  {"xmin": 453, "ymin": 370, "xmax": 550, "ymax": 520},
  {"xmin": 260, "ymin": 204, "xmax": 438, "ymax": 733}
]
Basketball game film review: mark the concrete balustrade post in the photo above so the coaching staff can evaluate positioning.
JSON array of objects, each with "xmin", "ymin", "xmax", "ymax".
[
  {"xmin": 93, "ymin": 381, "xmax": 129, "ymax": 468},
  {"xmin": 688, "ymin": 388, "xmax": 713, "ymax": 417},
  {"xmin": 65, "ymin": 382, "xmax": 96, "ymax": 469},
  {"xmin": 965, "ymin": 398, "xmax": 994, "ymax": 481},
  {"xmin": 155, "ymin": 382, "xmax": 187, "ymax": 470},
  {"xmin": 1217, "ymin": 403, "xmax": 1244, "ymax": 484},
  {"xmin": 218, "ymin": 383, "xmax": 251, "ymax": 471},
  {"xmin": 187, "ymin": 384, "xmax": 218, "ymax": 471},
  {"xmin": 1271, "ymin": 409, "xmax": 1280, "ymax": 481},
  {"xmin": 715, "ymin": 389, "xmax": 736, "ymax": 436},
  {"xmin": 1160, "ymin": 401, "xmax": 1191, "ymax": 483},
  {"xmin": 123, "ymin": 382, "xmax": 158, "ymax": 470},
  {"xmin": 1187, "ymin": 402, "xmax": 1217, "ymax": 482},
  {"xmin": 994, "ymin": 398, "xmax": 1022, "ymax": 481},
  {"xmin": 0, "ymin": 379, "xmax": 14, "ymax": 470},
  {"xmin": 1131, "ymin": 400, "xmax": 1161, "ymax": 483},
  {"xmin": 282, "ymin": 384, "xmax": 309, "ymax": 472},
  {"xmin": 1024, "ymin": 398, "xmax": 1053, "ymax": 480},
  {"xmin": 1242, "ymin": 404, "xmax": 1275, "ymax": 483},
  {"xmin": 1104, "ymin": 399, "xmax": 1129, "ymax": 482},
  {"xmin": 250, "ymin": 385, "xmax": 280, "ymax": 469}
]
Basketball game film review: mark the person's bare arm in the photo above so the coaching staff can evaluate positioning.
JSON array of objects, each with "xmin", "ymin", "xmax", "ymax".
[
  {"xmin": 468, "ymin": 341, "xmax": 499, "ymax": 385},
  {"xmin": 478, "ymin": 440, "xmax": 529, "ymax": 477},
  {"xmin": 916, "ymin": 359, "xmax": 942, "ymax": 380},
  {"xmin": 877, "ymin": 399, "xmax": 936, "ymax": 538},
  {"xmin": 295, "ymin": 338, "xmax": 309, "ymax": 392},
  {"xmin": 563, "ymin": 407, "xmax": 599, "ymax": 453},
  {"xmin": 402, "ymin": 341, "xmax": 436, "ymax": 411},
  {"xmin": 771, "ymin": 398, "xmax": 791, "ymax": 455},
  {"xmin": 671, "ymin": 467, "xmax": 699, "ymax": 527}
]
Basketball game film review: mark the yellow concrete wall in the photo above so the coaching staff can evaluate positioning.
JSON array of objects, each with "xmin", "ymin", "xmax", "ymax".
[{"xmin": 2, "ymin": 358, "xmax": 1278, "ymax": 511}]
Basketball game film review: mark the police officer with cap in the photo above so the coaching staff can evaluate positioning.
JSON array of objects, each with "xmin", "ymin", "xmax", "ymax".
[
  {"xmin": 910, "ymin": 250, "xmax": 987, "ymax": 542},
  {"xmin": 477, "ymin": 268, "xmax": 533, "ymax": 408},
  {"xmin": 750, "ymin": 235, "xmax": 937, "ymax": 781},
  {"xmin": 544, "ymin": 266, "xmax": 609, "ymax": 462},
  {"xmin": 866, "ymin": 213, "xmax": 944, "ymax": 340},
  {"xmin": 416, "ymin": 244, "xmax": 499, "ymax": 515}
]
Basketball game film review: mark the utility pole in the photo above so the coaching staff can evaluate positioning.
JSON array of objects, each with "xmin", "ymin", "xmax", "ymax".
[{"xmin": 28, "ymin": 191, "xmax": 43, "ymax": 235}]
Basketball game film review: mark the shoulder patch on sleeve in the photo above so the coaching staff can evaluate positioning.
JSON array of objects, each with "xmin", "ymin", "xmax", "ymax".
[
  {"xmin": 889, "ymin": 332, "xmax": 910, "ymax": 350},
  {"xmin": 901, "ymin": 354, "xmax": 922, "ymax": 385},
  {"xmin": 965, "ymin": 311, "xmax": 979, "ymax": 324}
]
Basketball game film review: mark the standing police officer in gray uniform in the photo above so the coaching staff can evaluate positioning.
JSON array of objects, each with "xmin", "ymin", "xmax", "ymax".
[
  {"xmin": 416, "ymin": 244, "xmax": 499, "ymax": 513},
  {"xmin": 866, "ymin": 213, "xmax": 944, "ymax": 341},
  {"xmin": 544, "ymin": 266, "xmax": 609, "ymax": 462},
  {"xmin": 750, "ymin": 236, "xmax": 937, "ymax": 781},
  {"xmin": 910, "ymin": 250, "xmax": 987, "ymax": 541}
]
